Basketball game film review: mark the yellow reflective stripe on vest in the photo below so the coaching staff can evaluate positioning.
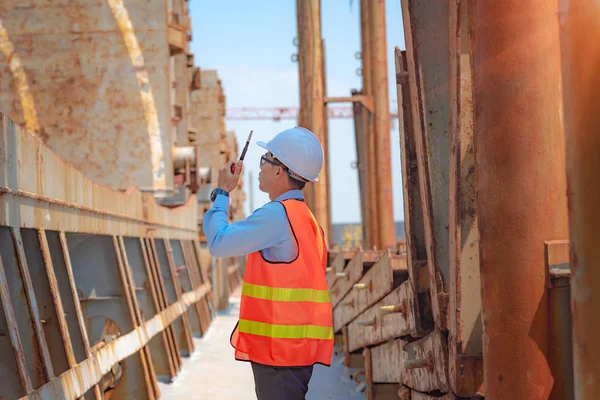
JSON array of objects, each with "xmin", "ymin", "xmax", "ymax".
[
  {"xmin": 242, "ymin": 282, "xmax": 331, "ymax": 303},
  {"xmin": 239, "ymin": 319, "xmax": 334, "ymax": 340}
]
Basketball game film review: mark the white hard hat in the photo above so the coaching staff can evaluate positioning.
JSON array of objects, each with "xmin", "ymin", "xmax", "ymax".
[{"xmin": 256, "ymin": 127, "xmax": 324, "ymax": 182}]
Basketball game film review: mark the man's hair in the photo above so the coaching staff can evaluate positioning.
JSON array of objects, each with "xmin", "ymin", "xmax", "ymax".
[
  {"xmin": 273, "ymin": 156, "xmax": 307, "ymax": 190},
  {"xmin": 287, "ymin": 175, "xmax": 306, "ymax": 190}
]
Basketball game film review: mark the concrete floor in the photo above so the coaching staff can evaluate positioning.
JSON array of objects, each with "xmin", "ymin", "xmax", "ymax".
[{"xmin": 158, "ymin": 294, "xmax": 365, "ymax": 400}]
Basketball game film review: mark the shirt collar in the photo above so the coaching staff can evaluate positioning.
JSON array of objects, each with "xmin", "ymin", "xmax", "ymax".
[{"xmin": 274, "ymin": 189, "xmax": 304, "ymax": 202}]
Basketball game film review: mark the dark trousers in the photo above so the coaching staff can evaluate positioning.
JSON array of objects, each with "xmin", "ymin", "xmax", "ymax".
[{"xmin": 251, "ymin": 362, "xmax": 314, "ymax": 400}]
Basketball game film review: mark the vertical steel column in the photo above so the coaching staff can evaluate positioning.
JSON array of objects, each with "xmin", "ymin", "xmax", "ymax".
[
  {"xmin": 297, "ymin": 0, "xmax": 331, "ymax": 243},
  {"xmin": 369, "ymin": 0, "xmax": 395, "ymax": 249},
  {"xmin": 560, "ymin": 1, "xmax": 600, "ymax": 398},
  {"xmin": 359, "ymin": 0, "xmax": 377, "ymax": 248},
  {"xmin": 469, "ymin": 1, "xmax": 569, "ymax": 398},
  {"xmin": 296, "ymin": 0, "xmax": 308, "ymax": 129}
]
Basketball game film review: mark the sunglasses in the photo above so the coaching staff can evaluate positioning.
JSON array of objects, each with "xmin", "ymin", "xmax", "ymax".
[{"xmin": 260, "ymin": 154, "xmax": 281, "ymax": 168}]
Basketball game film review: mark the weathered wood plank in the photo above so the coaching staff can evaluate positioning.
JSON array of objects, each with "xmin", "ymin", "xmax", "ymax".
[
  {"xmin": 330, "ymin": 249, "xmax": 382, "ymax": 308},
  {"xmin": 334, "ymin": 253, "xmax": 408, "ymax": 332},
  {"xmin": 342, "ymin": 326, "xmax": 364, "ymax": 368},
  {"xmin": 371, "ymin": 339, "xmax": 406, "ymax": 383},
  {"xmin": 401, "ymin": 329, "xmax": 449, "ymax": 393},
  {"xmin": 348, "ymin": 280, "xmax": 422, "ymax": 351}
]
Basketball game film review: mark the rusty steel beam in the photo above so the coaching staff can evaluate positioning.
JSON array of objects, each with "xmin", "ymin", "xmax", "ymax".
[
  {"xmin": 147, "ymin": 238, "xmax": 183, "ymax": 370},
  {"xmin": 296, "ymin": 0, "xmax": 308, "ymax": 129},
  {"xmin": 58, "ymin": 232, "xmax": 104, "ymax": 400},
  {"xmin": 117, "ymin": 236, "xmax": 161, "ymax": 399},
  {"xmin": 447, "ymin": 0, "xmax": 483, "ymax": 396},
  {"xmin": 559, "ymin": 1, "xmax": 600, "ymax": 398},
  {"xmin": 401, "ymin": 0, "xmax": 451, "ymax": 330},
  {"xmin": 12, "ymin": 227, "xmax": 56, "ymax": 382},
  {"xmin": 352, "ymin": 98, "xmax": 371, "ymax": 248},
  {"xmin": 164, "ymin": 239, "xmax": 195, "ymax": 354},
  {"xmin": 369, "ymin": 0, "xmax": 395, "ymax": 249},
  {"xmin": 469, "ymin": 1, "xmax": 569, "ymax": 398},
  {"xmin": 112, "ymin": 236, "xmax": 156, "ymax": 399},
  {"xmin": 38, "ymin": 230, "xmax": 78, "ymax": 370},
  {"xmin": 139, "ymin": 238, "xmax": 177, "ymax": 380},
  {"xmin": 359, "ymin": 0, "xmax": 378, "ymax": 249},
  {"xmin": 20, "ymin": 284, "xmax": 211, "ymax": 400},
  {"xmin": 0, "ymin": 254, "xmax": 33, "ymax": 395},
  {"xmin": 296, "ymin": 0, "xmax": 331, "ymax": 243}
]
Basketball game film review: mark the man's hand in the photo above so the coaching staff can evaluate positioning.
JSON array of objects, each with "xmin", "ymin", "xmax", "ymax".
[{"xmin": 217, "ymin": 161, "xmax": 243, "ymax": 193}]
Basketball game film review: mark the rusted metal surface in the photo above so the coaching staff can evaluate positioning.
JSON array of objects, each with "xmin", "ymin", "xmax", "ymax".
[
  {"xmin": 117, "ymin": 236, "xmax": 160, "ymax": 398},
  {"xmin": 469, "ymin": 0, "xmax": 569, "ymax": 398},
  {"xmin": 351, "ymin": 98, "xmax": 372, "ymax": 247},
  {"xmin": 296, "ymin": 0, "xmax": 331, "ymax": 243},
  {"xmin": 38, "ymin": 229, "xmax": 78, "ymax": 369},
  {"xmin": 147, "ymin": 238, "xmax": 183, "ymax": 369},
  {"xmin": 112, "ymin": 235, "xmax": 155, "ymax": 399},
  {"xmin": 401, "ymin": 0, "xmax": 451, "ymax": 330},
  {"xmin": 12, "ymin": 227, "xmax": 56, "ymax": 384},
  {"xmin": 401, "ymin": 329, "xmax": 449, "ymax": 393},
  {"xmin": 0, "ymin": 253, "xmax": 33, "ymax": 396},
  {"xmin": 559, "ymin": 1, "xmax": 600, "ymax": 398},
  {"xmin": 363, "ymin": 346, "xmax": 401, "ymax": 400},
  {"xmin": 21, "ymin": 284, "xmax": 210, "ymax": 400},
  {"xmin": 447, "ymin": 0, "xmax": 484, "ymax": 396},
  {"xmin": 347, "ymin": 281, "xmax": 416, "ymax": 351},
  {"xmin": 370, "ymin": 339, "xmax": 405, "ymax": 383},
  {"xmin": 369, "ymin": 0, "xmax": 395, "ymax": 250},
  {"xmin": 58, "ymin": 232, "xmax": 103, "ymax": 400},
  {"xmin": 164, "ymin": 240, "xmax": 195, "ymax": 355},
  {"xmin": 0, "ymin": 1, "xmax": 175, "ymax": 195},
  {"xmin": 139, "ymin": 238, "xmax": 177, "ymax": 380},
  {"xmin": 330, "ymin": 250, "xmax": 376, "ymax": 307},
  {"xmin": 0, "ymin": 113, "xmax": 197, "ymax": 239},
  {"xmin": 394, "ymin": 47, "xmax": 434, "ymax": 341},
  {"xmin": 545, "ymin": 241, "xmax": 573, "ymax": 400},
  {"xmin": 334, "ymin": 252, "xmax": 408, "ymax": 331},
  {"xmin": 411, "ymin": 392, "xmax": 456, "ymax": 400},
  {"xmin": 179, "ymin": 240, "xmax": 209, "ymax": 336}
]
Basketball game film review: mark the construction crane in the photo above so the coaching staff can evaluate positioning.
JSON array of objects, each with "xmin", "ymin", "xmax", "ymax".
[{"xmin": 225, "ymin": 105, "xmax": 398, "ymax": 121}]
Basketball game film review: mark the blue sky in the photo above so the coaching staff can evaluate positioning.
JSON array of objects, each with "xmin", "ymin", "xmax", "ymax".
[{"xmin": 188, "ymin": 0, "xmax": 406, "ymax": 223}]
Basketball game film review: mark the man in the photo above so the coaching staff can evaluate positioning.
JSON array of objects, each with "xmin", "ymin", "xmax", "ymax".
[{"xmin": 203, "ymin": 126, "xmax": 334, "ymax": 400}]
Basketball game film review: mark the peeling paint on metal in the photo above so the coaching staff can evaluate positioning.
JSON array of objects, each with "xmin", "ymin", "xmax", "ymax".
[
  {"xmin": 0, "ymin": 19, "xmax": 40, "ymax": 135},
  {"xmin": 106, "ymin": 0, "xmax": 166, "ymax": 190},
  {"xmin": 20, "ymin": 283, "xmax": 210, "ymax": 400}
]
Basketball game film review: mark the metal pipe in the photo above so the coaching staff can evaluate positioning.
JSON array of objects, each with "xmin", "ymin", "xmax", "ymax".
[
  {"xmin": 369, "ymin": 0, "xmax": 395, "ymax": 249},
  {"xmin": 360, "ymin": 0, "xmax": 378, "ymax": 248},
  {"xmin": 559, "ymin": 1, "xmax": 600, "ymax": 398},
  {"xmin": 469, "ymin": 1, "xmax": 569, "ymax": 398}
]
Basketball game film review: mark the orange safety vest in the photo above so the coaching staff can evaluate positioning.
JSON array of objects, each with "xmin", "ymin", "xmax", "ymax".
[{"xmin": 230, "ymin": 199, "xmax": 334, "ymax": 367}]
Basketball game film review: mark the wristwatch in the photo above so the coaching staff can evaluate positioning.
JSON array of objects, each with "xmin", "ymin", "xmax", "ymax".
[{"xmin": 210, "ymin": 188, "xmax": 229, "ymax": 202}]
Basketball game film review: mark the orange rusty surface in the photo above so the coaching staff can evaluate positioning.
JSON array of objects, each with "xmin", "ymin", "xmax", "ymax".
[
  {"xmin": 369, "ymin": 0, "xmax": 395, "ymax": 250},
  {"xmin": 469, "ymin": 0, "xmax": 569, "ymax": 398},
  {"xmin": 0, "ymin": 112, "xmax": 196, "ymax": 239},
  {"xmin": 20, "ymin": 283, "xmax": 211, "ymax": 400},
  {"xmin": 0, "ymin": 1, "xmax": 174, "ymax": 194},
  {"xmin": 560, "ymin": 0, "xmax": 600, "ymax": 398}
]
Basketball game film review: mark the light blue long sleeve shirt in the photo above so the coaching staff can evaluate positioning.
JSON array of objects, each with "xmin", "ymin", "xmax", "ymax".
[{"xmin": 203, "ymin": 190, "xmax": 303, "ymax": 263}]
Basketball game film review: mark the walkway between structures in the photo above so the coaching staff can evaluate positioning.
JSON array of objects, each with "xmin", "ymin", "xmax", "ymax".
[{"xmin": 158, "ymin": 291, "xmax": 365, "ymax": 400}]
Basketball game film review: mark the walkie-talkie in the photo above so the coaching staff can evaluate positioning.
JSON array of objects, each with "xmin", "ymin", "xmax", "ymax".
[{"xmin": 231, "ymin": 130, "xmax": 253, "ymax": 174}]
